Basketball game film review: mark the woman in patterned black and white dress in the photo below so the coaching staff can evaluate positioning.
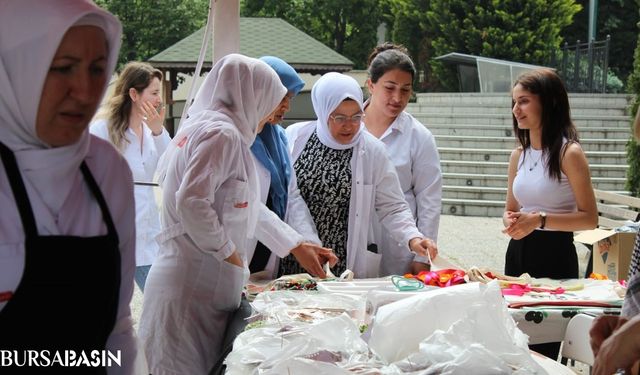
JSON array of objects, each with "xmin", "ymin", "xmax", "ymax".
[{"xmin": 280, "ymin": 72, "xmax": 437, "ymax": 278}]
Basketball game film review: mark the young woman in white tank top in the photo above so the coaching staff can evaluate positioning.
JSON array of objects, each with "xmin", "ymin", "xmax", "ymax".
[{"xmin": 502, "ymin": 68, "xmax": 598, "ymax": 359}]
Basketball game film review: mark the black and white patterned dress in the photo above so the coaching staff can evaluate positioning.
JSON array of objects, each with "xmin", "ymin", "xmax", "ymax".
[
  {"xmin": 278, "ymin": 131, "xmax": 352, "ymax": 276},
  {"xmin": 623, "ymin": 231, "xmax": 640, "ymax": 316}
]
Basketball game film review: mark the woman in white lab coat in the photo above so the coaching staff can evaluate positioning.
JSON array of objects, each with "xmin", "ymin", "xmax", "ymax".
[
  {"xmin": 0, "ymin": 1, "xmax": 138, "ymax": 373},
  {"xmin": 90, "ymin": 61, "xmax": 171, "ymax": 291},
  {"xmin": 139, "ymin": 54, "xmax": 287, "ymax": 375},
  {"xmin": 363, "ymin": 43, "xmax": 443, "ymax": 276},
  {"xmin": 282, "ymin": 72, "xmax": 438, "ymax": 278},
  {"xmin": 247, "ymin": 56, "xmax": 336, "ymax": 279}
]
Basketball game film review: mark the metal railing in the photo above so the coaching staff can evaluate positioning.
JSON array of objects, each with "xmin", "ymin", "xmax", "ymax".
[{"xmin": 551, "ymin": 35, "xmax": 610, "ymax": 93}]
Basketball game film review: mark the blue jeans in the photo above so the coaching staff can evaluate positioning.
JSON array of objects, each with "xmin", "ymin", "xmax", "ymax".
[{"xmin": 135, "ymin": 265, "xmax": 151, "ymax": 292}]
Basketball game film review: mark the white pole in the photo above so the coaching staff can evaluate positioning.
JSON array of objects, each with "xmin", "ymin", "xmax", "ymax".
[{"xmin": 213, "ymin": 0, "xmax": 240, "ymax": 63}]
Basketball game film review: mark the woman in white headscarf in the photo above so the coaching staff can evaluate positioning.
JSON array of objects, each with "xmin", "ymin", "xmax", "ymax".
[
  {"xmin": 139, "ymin": 54, "xmax": 287, "ymax": 375},
  {"xmin": 0, "ymin": 1, "xmax": 138, "ymax": 373},
  {"xmin": 283, "ymin": 72, "xmax": 438, "ymax": 278}
]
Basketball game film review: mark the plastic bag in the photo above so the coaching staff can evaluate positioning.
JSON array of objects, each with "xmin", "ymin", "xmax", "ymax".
[
  {"xmin": 225, "ymin": 314, "xmax": 369, "ymax": 374},
  {"xmin": 369, "ymin": 281, "xmax": 544, "ymax": 373}
]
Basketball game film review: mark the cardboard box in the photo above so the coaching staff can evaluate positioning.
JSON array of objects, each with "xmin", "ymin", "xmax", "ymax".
[{"xmin": 574, "ymin": 229, "xmax": 636, "ymax": 281}]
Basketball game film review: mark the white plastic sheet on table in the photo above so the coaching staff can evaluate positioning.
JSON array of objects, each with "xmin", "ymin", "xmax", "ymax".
[{"xmin": 369, "ymin": 281, "xmax": 546, "ymax": 374}]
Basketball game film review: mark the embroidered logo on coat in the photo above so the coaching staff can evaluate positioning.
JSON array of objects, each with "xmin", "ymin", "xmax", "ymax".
[{"xmin": 234, "ymin": 201, "xmax": 248, "ymax": 208}]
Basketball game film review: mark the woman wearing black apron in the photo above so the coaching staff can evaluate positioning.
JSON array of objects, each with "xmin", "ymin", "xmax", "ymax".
[{"xmin": 0, "ymin": 1, "xmax": 138, "ymax": 373}]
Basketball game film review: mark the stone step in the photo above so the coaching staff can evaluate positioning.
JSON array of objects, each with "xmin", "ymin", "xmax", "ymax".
[
  {"xmin": 435, "ymin": 135, "xmax": 626, "ymax": 152},
  {"xmin": 438, "ymin": 147, "xmax": 626, "ymax": 164},
  {"xmin": 443, "ymin": 185, "xmax": 507, "ymax": 201},
  {"xmin": 428, "ymin": 124, "xmax": 631, "ymax": 140},
  {"xmin": 440, "ymin": 160, "xmax": 627, "ymax": 178},
  {"xmin": 407, "ymin": 104, "xmax": 627, "ymax": 117},
  {"xmin": 442, "ymin": 185, "xmax": 629, "ymax": 202},
  {"xmin": 412, "ymin": 93, "xmax": 636, "ymax": 217},
  {"xmin": 442, "ymin": 198, "xmax": 505, "ymax": 217},
  {"xmin": 442, "ymin": 172, "xmax": 626, "ymax": 191},
  {"xmin": 412, "ymin": 112, "xmax": 631, "ymax": 128},
  {"xmin": 414, "ymin": 93, "xmax": 633, "ymax": 109}
]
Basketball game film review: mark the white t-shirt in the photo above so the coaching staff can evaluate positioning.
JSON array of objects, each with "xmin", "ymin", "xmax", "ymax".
[{"xmin": 513, "ymin": 146, "xmax": 577, "ymax": 218}]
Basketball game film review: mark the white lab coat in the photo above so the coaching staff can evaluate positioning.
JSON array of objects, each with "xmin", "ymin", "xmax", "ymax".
[
  {"xmin": 140, "ymin": 125, "xmax": 295, "ymax": 374},
  {"xmin": 369, "ymin": 110, "xmax": 442, "ymax": 275},
  {"xmin": 140, "ymin": 54, "xmax": 286, "ymax": 375},
  {"xmin": 0, "ymin": 137, "xmax": 138, "ymax": 374},
  {"xmin": 286, "ymin": 121, "xmax": 422, "ymax": 278},
  {"xmin": 139, "ymin": 122, "xmax": 254, "ymax": 374},
  {"xmin": 90, "ymin": 119, "xmax": 171, "ymax": 266},
  {"xmin": 249, "ymin": 155, "xmax": 322, "ymax": 278}
]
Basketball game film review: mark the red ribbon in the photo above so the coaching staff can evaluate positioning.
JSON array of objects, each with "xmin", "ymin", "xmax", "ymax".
[{"xmin": 404, "ymin": 269, "xmax": 466, "ymax": 288}]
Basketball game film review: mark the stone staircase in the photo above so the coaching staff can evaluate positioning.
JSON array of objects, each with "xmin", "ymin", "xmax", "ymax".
[{"xmin": 405, "ymin": 93, "xmax": 635, "ymax": 217}]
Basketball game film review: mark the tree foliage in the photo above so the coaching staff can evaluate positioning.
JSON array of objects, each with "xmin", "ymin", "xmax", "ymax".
[
  {"xmin": 96, "ymin": 0, "xmax": 209, "ymax": 67},
  {"xmin": 561, "ymin": 0, "xmax": 639, "ymax": 87},
  {"xmin": 387, "ymin": 0, "xmax": 439, "ymax": 91},
  {"xmin": 421, "ymin": 0, "xmax": 581, "ymax": 90},
  {"xmin": 625, "ymin": 9, "xmax": 640, "ymax": 197},
  {"xmin": 241, "ymin": 0, "xmax": 384, "ymax": 69}
]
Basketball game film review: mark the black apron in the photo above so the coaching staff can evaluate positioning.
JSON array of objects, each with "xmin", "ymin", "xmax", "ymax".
[{"xmin": 0, "ymin": 142, "xmax": 121, "ymax": 374}]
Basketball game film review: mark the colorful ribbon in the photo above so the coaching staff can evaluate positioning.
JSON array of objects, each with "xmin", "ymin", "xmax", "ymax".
[
  {"xmin": 404, "ymin": 269, "xmax": 466, "ymax": 288},
  {"xmin": 501, "ymin": 283, "xmax": 565, "ymax": 296}
]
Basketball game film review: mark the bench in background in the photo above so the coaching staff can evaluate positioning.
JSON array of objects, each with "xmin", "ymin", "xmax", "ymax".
[{"xmin": 594, "ymin": 189, "xmax": 640, "ymax": 229}]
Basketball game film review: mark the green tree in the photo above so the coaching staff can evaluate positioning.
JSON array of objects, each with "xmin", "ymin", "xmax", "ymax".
[
  {"xmin": 96, "ymin": 0, "xmax": 209, "ymax": 67},
  {"xmin": 561, "ymin": 0, "xmax": 639, "ymax": 87},
  {"xmin": 423, "ymin": 0, "xmax": 581, "ymax": 90},
  {"xmin": 387, "ymin": 0, "xmax": 439, "ymax": 91},
  {"xmin": 241, "ymin": 0, "xmax": 384, "ymax": 69},
  {"xmin": 625, "ymin": 4, "xmax": 640, "ymax": 196}
]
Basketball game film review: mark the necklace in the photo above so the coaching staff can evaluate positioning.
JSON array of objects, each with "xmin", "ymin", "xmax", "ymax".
[{"xmin": 528, "ymin": 153, "xmax": 542, "ymax": 171}]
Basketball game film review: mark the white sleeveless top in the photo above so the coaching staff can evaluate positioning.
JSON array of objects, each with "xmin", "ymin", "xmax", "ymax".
[{"xmin": 512, "ymin": 147, "xmax": 576, "ymax": 215}]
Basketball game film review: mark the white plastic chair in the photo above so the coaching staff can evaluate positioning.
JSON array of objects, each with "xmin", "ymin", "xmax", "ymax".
[{"xmin": 560, "ymin": 313, "xmax": 595, "ymax": 373}]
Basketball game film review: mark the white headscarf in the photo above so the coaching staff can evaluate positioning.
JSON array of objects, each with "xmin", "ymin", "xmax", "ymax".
[
  {"xmin": 157, "ymin": 54, "xmax": 287, "ymax": 182},
  {"xmin": 312, "ymin": 72, "xmax": 364, "ymax": 150},
  {"xmin": 0, "ymin": 0, "xmax": 122, "ymax": 217}
]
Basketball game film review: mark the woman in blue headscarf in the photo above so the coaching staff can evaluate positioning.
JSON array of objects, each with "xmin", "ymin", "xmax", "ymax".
[{"xmin": 247, "ymin": 56, "xmax": 337, "ymax": 278}]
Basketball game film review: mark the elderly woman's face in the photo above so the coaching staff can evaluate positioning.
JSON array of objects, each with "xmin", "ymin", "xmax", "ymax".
[
  {"xmin": 36, "ymin": 26, "xmax": 108, "ymax": 147},
  {"xmin": 328, "ymin": 100, "xmax": 363, "ymax": 144}
]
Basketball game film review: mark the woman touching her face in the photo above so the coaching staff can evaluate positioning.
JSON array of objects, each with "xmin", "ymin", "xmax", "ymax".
[{"xmin": 90, "ymin": 61, "xmax": 171, "ymax": 292}]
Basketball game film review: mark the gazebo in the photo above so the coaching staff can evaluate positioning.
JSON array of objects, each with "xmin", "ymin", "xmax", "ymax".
[{"xmin": 148, "ymin": 17, "xmax": 354, "ymax": 133}]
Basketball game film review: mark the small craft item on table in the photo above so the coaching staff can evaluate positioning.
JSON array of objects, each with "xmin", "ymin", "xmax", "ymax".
[
  {"xmin": 466, "ymin": 266, "xmax": 533, "ymax": 286},
  {"xmin": 503, "ymin": 278, "xmax": 624, "ymax": 308},
  {"xmin": 402, "ymin": 268, "xmax": 467, "ymax": 288}
]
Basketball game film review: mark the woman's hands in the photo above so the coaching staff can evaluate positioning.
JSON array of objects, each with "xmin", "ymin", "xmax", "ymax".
[
  {"xmin": 141, "ymin": 100, "xmax": 166, "ymax": 136},
  {"xmin": 409, "ymin": 237, "xmax": 437, "ymax": 261},
  {"xmin": 224, "ymin": 250, "xmax": 243, "ymax": 267},
  {"xmin": 590, "ymin": 314, "xmax": 640, "ymax": 375},
  {"xmin": 291, "ymin": 243, "xmax": 338, "ymax": 279},
  {"xmin": 502, "ymin": 211, "xmax": 542, "ymax": 240},
  {"xmin": 410, "ymin": 261, "xmax": 431, "ymax": 274}
]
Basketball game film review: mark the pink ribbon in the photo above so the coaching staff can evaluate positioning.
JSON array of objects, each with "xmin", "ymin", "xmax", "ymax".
[{"xmin": 501, "ymin": 283, "xmax": 565, "ymax": 296}]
